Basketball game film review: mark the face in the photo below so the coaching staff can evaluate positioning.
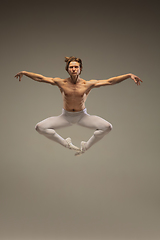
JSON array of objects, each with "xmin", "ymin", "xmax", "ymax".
[{"xmin": 68, "ymin": 61, "xmax": 81, "ymax": 76}]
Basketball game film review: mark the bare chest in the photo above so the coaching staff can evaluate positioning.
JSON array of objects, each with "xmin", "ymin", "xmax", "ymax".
[
  {"xmin": 64, "ymin": 86, "xmax": 85, "ymax": 97},
  {"xmin": 60, "ymin": 82, "xmax": 89, "ymax": 98}
]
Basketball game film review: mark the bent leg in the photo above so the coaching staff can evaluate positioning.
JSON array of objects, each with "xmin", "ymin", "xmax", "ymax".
[
  {"xmin": 78, "ymin": 114, "xmax": 112, "ymax": 150},
  {"xmin": 35, "ymin": 114, "xmax": 72, "ymax": 147}
]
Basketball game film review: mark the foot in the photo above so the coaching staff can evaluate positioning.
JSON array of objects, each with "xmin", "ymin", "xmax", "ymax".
[
  {"xmin": 75, "ymin": 141, "xmax": 87, "ymax": 156},
  {"xmin": 66, "ymin": 138, "xmax": 80, "ymax": 151}
]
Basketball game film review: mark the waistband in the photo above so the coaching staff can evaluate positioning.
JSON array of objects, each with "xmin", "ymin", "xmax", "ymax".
[{"xmin": 62, "ymin": 108, "xmax": 87, "ymax": 115}]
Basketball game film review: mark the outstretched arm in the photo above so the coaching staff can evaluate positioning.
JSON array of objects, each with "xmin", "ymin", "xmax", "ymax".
[
  {"xmin": 14, "ymin": 71, "xmax": 56, "ymax": 85},
  {"xmin": 91, "ymin": 73, "xmax": 142, "ymax": 88}
]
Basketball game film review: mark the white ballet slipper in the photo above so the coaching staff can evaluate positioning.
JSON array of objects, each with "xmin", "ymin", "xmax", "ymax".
[
  {"xmin": 75, "ymin": 141, "xmax": 86, "ymax": 156},
  {"xmin": 66, "ymin": 138, "xmax": 80, "ymax": 151}
]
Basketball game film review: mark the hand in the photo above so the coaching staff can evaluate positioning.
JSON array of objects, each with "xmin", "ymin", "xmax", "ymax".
[
  {"xmin": 14, "ymin": 71, "xmax": 24, "ymax": 81},
  {"xmin": 130, "ymin": 74, "xmax": 143, "ymax": 86}
]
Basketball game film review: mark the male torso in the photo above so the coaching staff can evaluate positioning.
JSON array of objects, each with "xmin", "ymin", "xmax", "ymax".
[{"xmin": 54, "ymin": 77, "xmax": 94, "ymax": 112}]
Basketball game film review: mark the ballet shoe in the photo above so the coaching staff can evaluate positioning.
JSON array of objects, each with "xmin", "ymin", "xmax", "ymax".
[
  {"xmin": 75, "ymin": 141, "xmax": 86, "ymax": 156},
  {"xmin": 66, "ymin": 137, "xmax": 80, "ymax": 151}
]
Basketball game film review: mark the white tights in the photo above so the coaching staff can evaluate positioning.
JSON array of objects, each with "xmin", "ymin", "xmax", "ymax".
[{"xmin": 35, "ymin": 108, "xmax": 112, "ymax": 150}]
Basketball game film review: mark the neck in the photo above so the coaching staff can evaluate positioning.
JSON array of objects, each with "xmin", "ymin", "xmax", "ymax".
[{"xmin": 69, "ymin": 75, "xmax": 80, "ymax": 84}]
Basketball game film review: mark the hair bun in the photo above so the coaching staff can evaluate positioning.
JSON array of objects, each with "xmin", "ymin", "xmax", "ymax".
[{"xmin": 64, "ymin": 57, "xmax": 70, "ymax": 62}]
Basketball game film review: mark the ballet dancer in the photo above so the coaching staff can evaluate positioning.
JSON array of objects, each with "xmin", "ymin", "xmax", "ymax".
[{"xmin": 15, "ymin": 56, "xmax": 142, "ymax": 155}]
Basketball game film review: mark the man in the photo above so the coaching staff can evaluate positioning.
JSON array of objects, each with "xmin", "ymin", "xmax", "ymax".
[{"xmin": 15, "ymin": 56, "xmax": 142, "ymax": 156}]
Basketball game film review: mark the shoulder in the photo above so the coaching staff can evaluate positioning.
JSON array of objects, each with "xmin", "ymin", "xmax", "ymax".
[
  {"xmin": 88, "ymin": 79, "xmax": 98, "ymax": 84},
  {"xmin": 80, "ymin": 78, "xmax": 97, "ymax": 85},
  {"xmin": 80, "ymin": 79, "xmax": 98, "ymax": 93},
  {"xmin": 79, "ymin": 78, "xmax": 87, "ymax": 84},
  {"xmin": 53, "ymin": 77, "xmax": 66, "ymax": 85},
  {"xmin": 87, "ymin": 79, "xmax": 98, "ymax": 87}
]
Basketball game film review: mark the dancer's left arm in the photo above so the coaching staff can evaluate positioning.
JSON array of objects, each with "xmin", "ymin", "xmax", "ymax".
[{"xmin": 91, "ymin": 73, "xmax": 142, "ymax": 87}]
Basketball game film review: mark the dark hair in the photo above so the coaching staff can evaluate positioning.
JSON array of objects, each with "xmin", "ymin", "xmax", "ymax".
[{"xmin": 65, "ymin": 56, "xmax": 83, "ymax": 73}]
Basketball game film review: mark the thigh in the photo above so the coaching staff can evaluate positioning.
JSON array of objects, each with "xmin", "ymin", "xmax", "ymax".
[
  {"xmin": 78, "ymin": 114, "xmax": 111, "ymax": 130},
  {"xmin": 37, "ymin": 114, "xmax": 72, "ymax": 130}
]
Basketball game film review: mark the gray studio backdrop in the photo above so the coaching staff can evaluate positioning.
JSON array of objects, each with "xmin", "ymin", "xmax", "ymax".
[{"xmin": 0, "ymin": 1, "xmax": 160, "ymax": 240}]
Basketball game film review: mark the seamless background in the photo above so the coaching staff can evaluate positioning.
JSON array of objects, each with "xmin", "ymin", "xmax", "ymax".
[{"xmin": 0, "ymin": 0, "xmax": 160, "ymax": 240}]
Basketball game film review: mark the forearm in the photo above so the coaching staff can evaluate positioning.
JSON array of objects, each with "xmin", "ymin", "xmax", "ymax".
[
  {"xmin": 93, "ymin": 73, "xmax": 142, "ymax": 88},
  {"xmin": 108, "ymin": 73, "xmax": 131, "ymax": 85},
  {"xmin": 22, "ymin": 71, "xmax": 45, "ymax": 82}
]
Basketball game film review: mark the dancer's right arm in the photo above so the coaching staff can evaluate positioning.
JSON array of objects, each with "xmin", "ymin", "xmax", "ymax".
[{"xmin": 14, "ymin": 71, "xmax": 56, "ymax": 85}]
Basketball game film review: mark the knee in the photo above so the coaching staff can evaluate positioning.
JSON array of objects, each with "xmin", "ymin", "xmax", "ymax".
[
  {"xmin": 35, "ymin": 123, "xmax": 41, "ymax": 133},
  {"xmin": 94, "ymin": 123, "xmax": 112, "ymax": 138},
  {"xmin": 104, "ymin": 123, "xmax": 113, "ymax": 134},
  {"xmin": 35, "ymin": 123, "xmax": 56, "ymax": 135},
  {"xmin": 35, "ymin": 123, "xmax": 46, "ymax": 134},
  {"xmin": 108, "ymin": 123, "xmax": 113, "ymax": 131}
]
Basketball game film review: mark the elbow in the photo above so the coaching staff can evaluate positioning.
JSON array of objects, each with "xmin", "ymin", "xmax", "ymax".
[
  {"xmin": 108, "ymin": 80, "xmax": 114, "ymax": 85},
  {"xmin": 36, "ymin": 77, "xmax": 43, "ymax": 82}
]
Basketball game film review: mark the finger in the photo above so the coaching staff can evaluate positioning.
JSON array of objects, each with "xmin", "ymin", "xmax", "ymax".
[
  {"xmin": 139, "ymin": 79, "xmax": 142, "ymax": 84},
  {"xmin": 15, "ymin": 74, "xmax": 19, "ymax": 79}
]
